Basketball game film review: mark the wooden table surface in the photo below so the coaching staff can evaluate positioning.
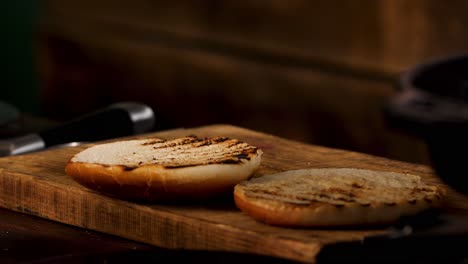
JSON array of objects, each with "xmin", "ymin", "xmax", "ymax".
[
  {"xmin": 0, "ymin": 207, "xmax": 295, "ymax": 264},
  {"xmin": 1, "ymin": 124, "xmax": 468, "ymax": 263},
  {"xmin": 0, "ymin": 120, "xmax": 297, "ymax": 264}
]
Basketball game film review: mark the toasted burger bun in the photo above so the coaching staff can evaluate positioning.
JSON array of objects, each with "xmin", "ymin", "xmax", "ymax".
[
  {"xmin": 65, "ymin": 136, "xmax": 262, "ymax": 201},
  {"xmin": 234, "ymin": 168, "xmax": 445, "ymax": 227}
]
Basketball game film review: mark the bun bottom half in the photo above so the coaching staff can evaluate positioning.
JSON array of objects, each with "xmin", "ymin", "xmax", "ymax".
[
  {"xmin": 233, "ymin": 168, "xmax": 445, "ymax": 227},
  {"xmin": 234, "ymin": 186, "xmax": 434, "ymax": 227}
]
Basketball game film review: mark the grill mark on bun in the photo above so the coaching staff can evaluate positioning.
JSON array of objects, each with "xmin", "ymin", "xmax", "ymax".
[
  {"xmin": 327, "ymin": 187, "xmax": 357, "ymax": 198},
  {"xmin": 351, "ymin": 182, "xmax": 364, "ymax": 189},
  {"xmin": 234, "ymin": 168, "xmax": 445, "ymax": 227},
  {"xmin": 141, "ymin": 138, "xmax": 166, "ymax": 145},
  {"xmin": 238, "ymin": 168, "xmax": 445, "ymax": 208},
  {"xmin": 71, "ymin": 135, "xmax": 260, "ymax": 169},
  {"xmin": 66, "ymin": 135, "xmax": 263, "ymax": 202}
]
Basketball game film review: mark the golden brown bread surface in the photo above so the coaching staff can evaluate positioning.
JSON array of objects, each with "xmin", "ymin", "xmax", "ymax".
[
  {"xmin": 234, "ymin": 168, "xmax": 446, "ymax": 227},
  {"xmin": 65, "ymin": 136, "xmax": 263, "ymax": 201}
]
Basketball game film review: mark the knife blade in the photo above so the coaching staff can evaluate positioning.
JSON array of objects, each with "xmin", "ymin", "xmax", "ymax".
[
  {"xmin": 316, "ymin": 209, "xmax": 468, "ymax": 264},
  {"xmin": 0, "ymin": 102, "xmax": 156, "ymax": 157}
]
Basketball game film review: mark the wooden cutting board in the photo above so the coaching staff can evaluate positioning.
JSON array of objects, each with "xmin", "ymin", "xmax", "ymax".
[{"xmin": 0, "ymin": 124, "xmax": 466, "ymax": 263}]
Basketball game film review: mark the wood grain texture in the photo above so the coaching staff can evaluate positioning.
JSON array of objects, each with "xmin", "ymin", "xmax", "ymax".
[
  {"xmin": 36, "ymin": 0, "xmax": 468, "ymax": 166},
  {"xmin": 0, "ymin": 207, "xmax": 291, "ymax": 264},
  {"xmin": 37, "ymin": 0, "xmax": 461, "ymax": 166},
  {"xmin": 41, "ymin": 0, "xmax": 468, "ymax": 75},
  {"xmin": 36, "ymin": 30, "xmax": 431, "ymax": 165},
  {"xmin": 0, "ymin": 124, "xmax": 466, "ymax": 263},
  {"xmin": 0, "ymin": 208, "xmax": 154, "ymax": 263}
]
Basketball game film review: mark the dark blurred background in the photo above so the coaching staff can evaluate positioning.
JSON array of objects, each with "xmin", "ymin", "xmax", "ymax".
[{"xmin": 3, "ymin": 1, "xmax": 468, "ymax": 165}]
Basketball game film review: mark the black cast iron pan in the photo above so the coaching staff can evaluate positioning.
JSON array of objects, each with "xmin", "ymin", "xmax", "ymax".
[{"xmin": 384, "ymin": 53, "xmax": 468, "ymax": 195}]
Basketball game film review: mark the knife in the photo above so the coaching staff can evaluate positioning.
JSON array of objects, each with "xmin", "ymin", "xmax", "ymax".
[
  {"xmin": 0, "ymin": 102, "xmax": 156, "ymax": 157},
  {"xmin": 316, "ymin": 209, "xmax": 468, "ymax": 263}
]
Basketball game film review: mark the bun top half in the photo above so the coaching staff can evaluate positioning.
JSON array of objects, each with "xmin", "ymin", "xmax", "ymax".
[{"xmin": 66, "ymin": 136, "xmax": 263, "ymax": 202}]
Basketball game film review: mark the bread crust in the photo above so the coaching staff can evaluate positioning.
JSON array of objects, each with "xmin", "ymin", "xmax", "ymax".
[
  {"xmin": 233, "ymin": 168, "xmax": 445, "ymax": 227},
  {"xmin": 65, "ymin": 136, "xmax": 262, "ymax": 201}
]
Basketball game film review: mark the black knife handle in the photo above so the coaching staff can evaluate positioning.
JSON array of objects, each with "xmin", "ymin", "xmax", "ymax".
[{"xmin": 38, "ymin": 102, "xmax": 156, "ymax": 147}]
